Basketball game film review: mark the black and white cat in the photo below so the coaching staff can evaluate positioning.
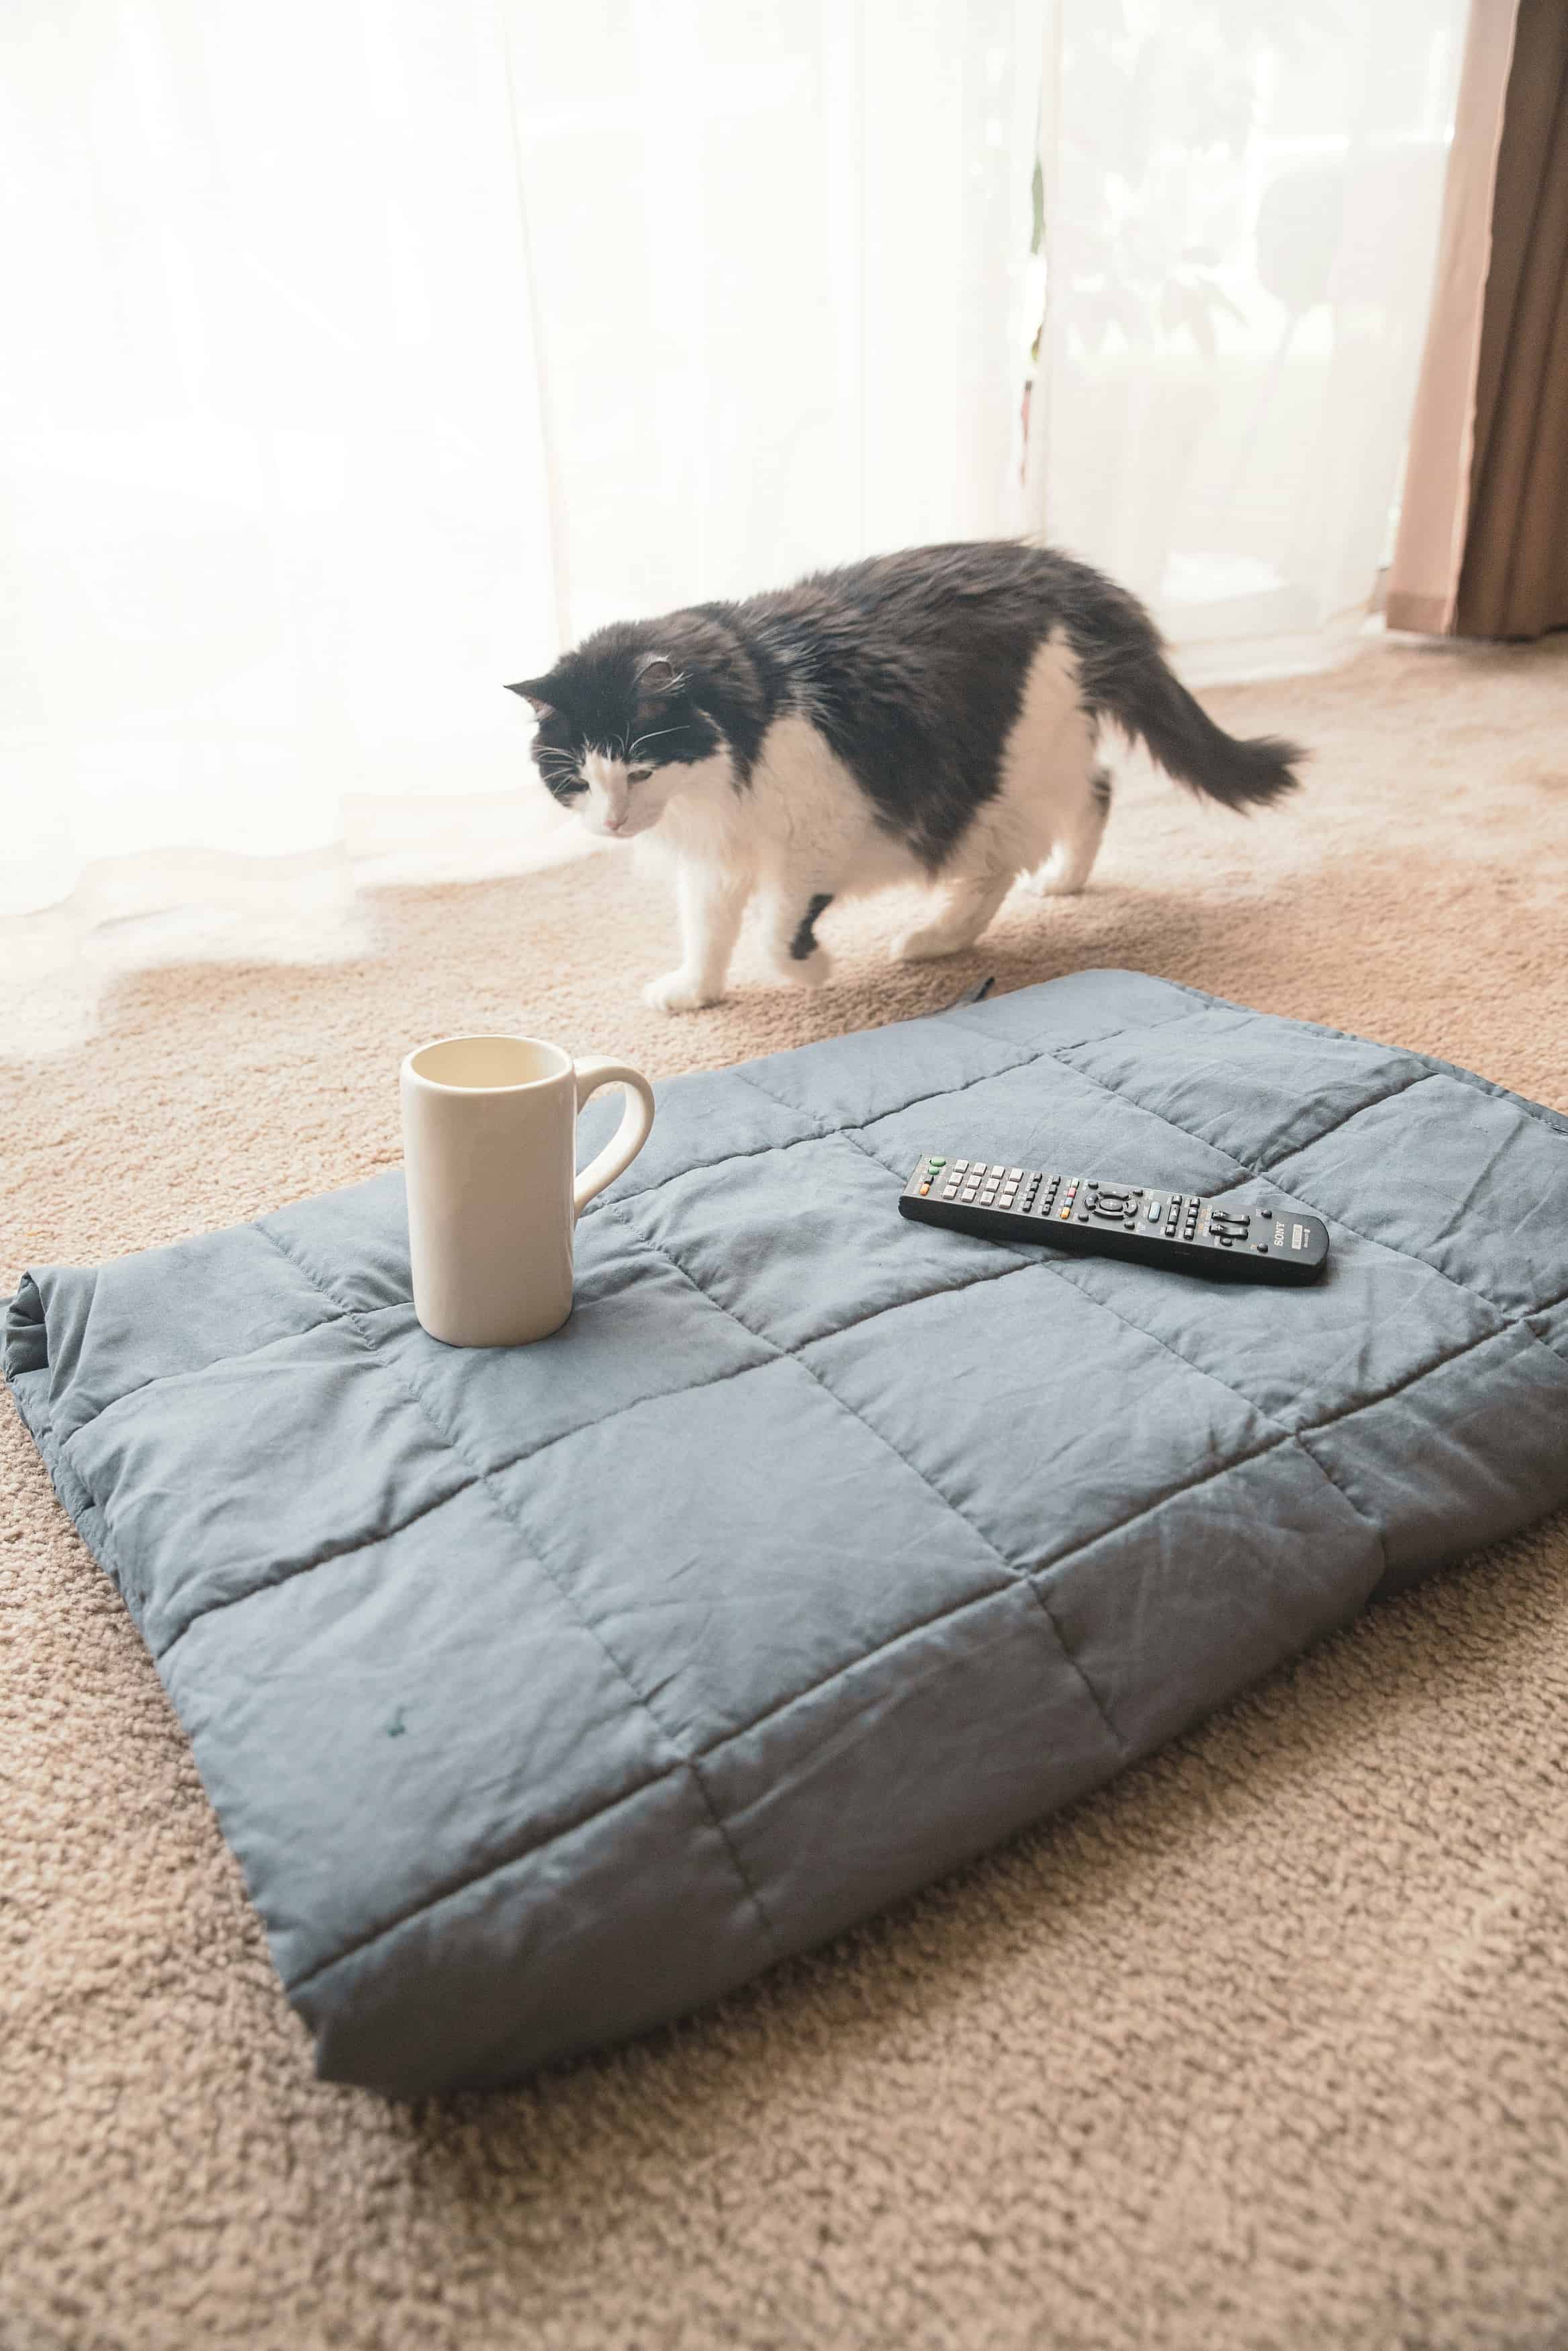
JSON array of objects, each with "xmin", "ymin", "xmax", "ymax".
[{"xmin": 508, "ymin": 541, "xmax": 1303, "ymax": 1012}]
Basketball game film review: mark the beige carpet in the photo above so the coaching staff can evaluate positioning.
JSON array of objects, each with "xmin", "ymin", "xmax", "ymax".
[{"xmin": 5, "ymin": 634, "xmax": 1568, "ymax": 2351}]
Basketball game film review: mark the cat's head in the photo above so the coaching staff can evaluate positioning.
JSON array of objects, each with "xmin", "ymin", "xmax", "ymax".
[{"xmin": 507, "ymin": 633, "xmax": 724, "ymax": 840}]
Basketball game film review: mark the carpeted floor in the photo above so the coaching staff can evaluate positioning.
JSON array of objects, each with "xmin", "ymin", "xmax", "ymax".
[{"xmin": 5, "ymin": 634, "xmax": 1568, "ymax": 2351}]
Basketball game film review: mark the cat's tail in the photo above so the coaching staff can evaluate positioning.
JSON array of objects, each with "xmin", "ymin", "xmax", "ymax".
[{"xmin": 1067, "ymin": 578, "xmax": 1305, "ymax": 809}]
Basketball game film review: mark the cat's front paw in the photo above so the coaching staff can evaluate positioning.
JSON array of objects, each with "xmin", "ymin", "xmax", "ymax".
[{"xmin": 643, "ymin": 969, "xmax": 723, "ymax": 1014}]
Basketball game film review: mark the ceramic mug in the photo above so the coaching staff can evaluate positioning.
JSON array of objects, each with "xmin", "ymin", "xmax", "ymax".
[{"xmin": 400, "ymin": 1034, "xmax": 655, "ymax": 1346}]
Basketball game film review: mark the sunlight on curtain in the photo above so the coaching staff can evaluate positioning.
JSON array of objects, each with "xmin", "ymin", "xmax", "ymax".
[
  {"xmin": 504, "ymin": 0, "xmax": 1044, "ymax": 638},
  {"xmin": 1, "ymin": 0, "xmax": 559, "ymax": 920},
  {"xmin": 1025, "ymin": 0, "xmax": 1470, "ymax": 675},
  {"xmin": 0, "ymin": 0, "xmax": 1046, "ymax": 922}
]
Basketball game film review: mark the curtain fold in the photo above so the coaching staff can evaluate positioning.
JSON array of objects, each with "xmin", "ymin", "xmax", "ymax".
[
  {"xmin": 1454, "ymin": 0, "xmax": 1568, "ymax": 638},
  {"xmin": 1027, "ymin": 0, "xmax": 1469, "ymax": 674},
  {"xmin": 1384, "ymin": 1, "xmax": 1519, "ymax": 637}
]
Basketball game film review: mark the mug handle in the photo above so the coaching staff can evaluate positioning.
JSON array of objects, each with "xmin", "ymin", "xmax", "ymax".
[{"xmin": 572, "ymin": 1057, "xmax": 656, "ymax": 1216}]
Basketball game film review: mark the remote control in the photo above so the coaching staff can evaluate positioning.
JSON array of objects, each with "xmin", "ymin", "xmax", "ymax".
[{"xmin": 899, "ymin": 1156, "xmax": 1328, "ymax": 1285}]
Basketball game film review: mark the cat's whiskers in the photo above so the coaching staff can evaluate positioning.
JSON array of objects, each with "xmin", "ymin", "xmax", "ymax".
[{"xmin": 627, "ymin": 727, "xmax": 680, "ymax": 760}]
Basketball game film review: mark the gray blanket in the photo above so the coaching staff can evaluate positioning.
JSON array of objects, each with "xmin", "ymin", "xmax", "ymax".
[{"xmin": 9, "ymin": 970, "xmax": 1568, "ymax": 2096}]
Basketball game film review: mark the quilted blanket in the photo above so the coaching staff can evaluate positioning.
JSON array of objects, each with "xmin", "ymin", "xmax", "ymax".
[{"xmin": 9, "ymin": 970, "xmax": 1568, "ymax": 2096}]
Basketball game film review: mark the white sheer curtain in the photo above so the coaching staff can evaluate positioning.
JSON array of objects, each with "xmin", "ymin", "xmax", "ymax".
[
  {"xmin": 2, "ymin": 1, "xmax": 1470, "ymax": 932},
  {"xmin": 1, "ymin": 1, "xmax": 557, "ymax": 918},
  {"xmin": 1025, "ymin": 0, "xmax": 1470, "ymax": 677},
  {"xmin": 0, "ymin": 0, "xmax": 1045, "ymax": 921}
]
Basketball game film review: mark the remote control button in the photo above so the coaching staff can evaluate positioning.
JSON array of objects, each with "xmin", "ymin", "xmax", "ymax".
[
  {"xmin": 1256, "ymin": 1243, "xmax": 1268, "ymax": 1253},
  {"xmin": 1007, "ymin": 1168, "xmax": 1022, "ymax": 1180},
  {"xmin": 928, "ymin": 1156, "xmax": 945, "ymax": 1167},
  {"xmin": 1217, "ymin": 1236, "xmax": 1232, "ymax": 1246},
  {"xmin": 918, "ymin": 1183, "xmax": 930, "ymax": 1196}
]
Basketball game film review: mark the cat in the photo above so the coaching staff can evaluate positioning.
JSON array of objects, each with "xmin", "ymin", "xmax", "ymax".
[{"xmin": 508, "ymin": 541, "xmax": 1303, "ymax": 1012}]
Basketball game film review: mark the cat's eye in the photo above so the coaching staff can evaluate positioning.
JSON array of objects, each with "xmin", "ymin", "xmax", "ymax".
[{"xmin": 627, "ymin": 765, "xmax": 652, "ymax": 783}]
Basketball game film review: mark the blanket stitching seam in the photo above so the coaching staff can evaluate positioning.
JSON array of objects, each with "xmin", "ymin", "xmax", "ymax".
[
  {"xmin": 972, "ymin": 1027, "xmax": 1568, "ymax": 1338},
  {"xmin": 1254, "ymin": 1066, "xmax": 1438, "ymax": 1169},
  {"xmin": 1147, "ymin": 977, "xmax": 1568, "ymax": 1143},
  {"xmin": 1028, "ymin": 1255, "xmax": 1391, "ymax": 1578},
  {"xmin": 627, "ymin": 1204, "xmax": 1388, "ymax": 1705},
  {"xmin": 50, "ymin": 1296, "xmax": 355, "ymax": 1462},
  {"xmin": 152, "ymin": 1472, "xmax": 479, "ymax": 1661},
  {"xmin": 591, "ymin": 1030, "xmax": 1065, "ymax": 1215},
  {"xmin": 723, "ymin": 1008, "xmax": 1209, "ymax": 1138},
  {"xmin": 146, "ymin": 1263, "xmax": 1568, "ymax": 1667},
  {"xmin": 284, "ymin": 1567, "xmax": 1062, "ymax": 1999},
  {"xmin": 290, "ymin": 1438, "xmax": 1309, "ymax": 1997},
  {"xmin": 790, "ymin": 1347, "xmax": 1132, "ymax": 1758},
  {"xmin": 249, "ymin": 1225, "xmax": 786, "ymax": 1956},
  {"xmin": 152, "ymin": 1252, "xmax": 1034, "ymax": 1654},
  {"xmin": 606, "ymin": 1205, "xmax": 1130, "ymax": 1758}
]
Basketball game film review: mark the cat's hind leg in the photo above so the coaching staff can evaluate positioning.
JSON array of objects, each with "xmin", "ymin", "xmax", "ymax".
[
  {"xmin": 1027, "ymin": 766, "xmax": 1112, "ymax": 897},
  {"xmin": 889, "ymin": 865, "xmax": 1014, "ymax": 963},
  {"xmin": 759, "ymin": 887, "xmax": 835, "ymax": 989}
]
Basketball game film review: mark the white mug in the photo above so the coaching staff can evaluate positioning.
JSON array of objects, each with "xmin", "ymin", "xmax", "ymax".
[{"xmin": 400, "ymin": 1034, "xmax": 655, "ymax": 1347}]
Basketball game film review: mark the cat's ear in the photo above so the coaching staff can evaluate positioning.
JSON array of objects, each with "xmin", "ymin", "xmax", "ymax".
[
  {"xmin": 505, "ymin": 678, "xmax": 557, "ymax": 718},
  {"xmin": 635, "ymin": 652, "xmax": 682, "ymax": 695}
]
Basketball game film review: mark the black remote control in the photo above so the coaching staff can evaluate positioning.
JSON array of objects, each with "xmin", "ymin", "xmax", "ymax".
[{"xmin": 899, "ymin": 1156, "xmax": 1329, "ymax": 1285}]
